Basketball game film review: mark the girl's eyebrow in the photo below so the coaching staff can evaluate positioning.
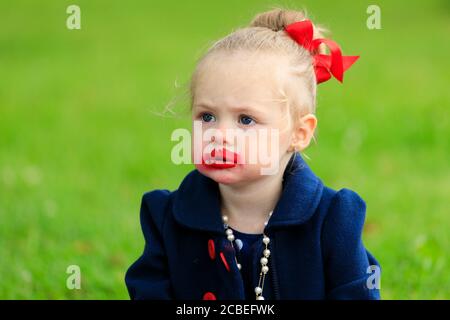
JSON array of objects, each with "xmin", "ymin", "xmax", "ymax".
[{"xmin": 194, "ymin": 103, "xmax": 267, "ymax": 117}]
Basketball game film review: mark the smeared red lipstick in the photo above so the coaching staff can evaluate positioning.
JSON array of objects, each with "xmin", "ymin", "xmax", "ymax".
[{"xmin": 202, "ymin": 148, "xmax": 240, "ymax": 169}]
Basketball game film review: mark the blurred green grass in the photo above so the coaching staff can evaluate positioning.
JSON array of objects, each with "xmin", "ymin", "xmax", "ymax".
[{"xmin": 0, "ymin": 0, "xmax": 449, "ymax": 299}]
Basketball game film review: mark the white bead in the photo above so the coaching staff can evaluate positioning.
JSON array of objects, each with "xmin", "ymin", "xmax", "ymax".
[
  {"xmin": 263, "ymin": 249, "xmax": 271, "ymax": 257},
  {"xmin": 225, "ymin": 228, "xmax": 233, "ymax": 235},
  {"xmin": 262, "ymin": 266, "xmax": 269, "ymax": 274},
  {"xmin": 260, "ymin": 257, "xmax": 268, "ymax": 265},
  {"xmin": 264, "ymin": 221, "xmax": 268, "ymax": 226},
  {"xmin": 254, "ymin": 287, "xmax": 262, "ymax": 295},
  {"xmin": 256, "ymin": 296, "xmax": 265, "ymax": 300},
  {"xmin": 222, "ymin": 215, "xmax": 228, "ymax": 223},
  {"xmin": 269, "ymin": 211, "xmax": 273, "ymax": 216},
  {"xmin": 263, "ymin": 236, "xmax": 270, "ymax": 244},
  {"xmin": 227, "ymin": 234, "xmax": 235, "ymax": 242},
  {"xmin": 237, "ymin": 263, "xmax": 241, "ymax": 270}
]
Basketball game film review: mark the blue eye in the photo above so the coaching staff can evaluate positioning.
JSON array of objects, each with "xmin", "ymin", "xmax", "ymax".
[
  {"xmin": 201, "ymin": 113, "xmax": 215, "ymax": 123},
  {"xmin": 239, "ymin": 115, "xmax": 255, "ymax": 126}
]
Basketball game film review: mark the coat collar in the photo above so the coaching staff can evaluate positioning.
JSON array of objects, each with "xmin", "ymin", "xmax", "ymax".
[{"xmin": 172, "ymin": 152, "xmax": 324, "ymax": 234}]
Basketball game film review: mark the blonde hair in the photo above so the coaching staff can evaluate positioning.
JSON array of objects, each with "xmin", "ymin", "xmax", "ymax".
[{"xmin": 189, "ymin": 8, "xmax": 327, "ymax": 129}]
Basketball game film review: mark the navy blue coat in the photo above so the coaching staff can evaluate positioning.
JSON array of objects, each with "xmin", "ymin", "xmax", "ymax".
[{"xmin": 125, "ymin": 152, "xmax": 381, "ymax": 300}]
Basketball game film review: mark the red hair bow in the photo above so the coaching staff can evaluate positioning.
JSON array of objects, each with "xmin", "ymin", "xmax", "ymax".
[{"xmin": 284, "ymin": 20, "xmax": 359, "ymax": 84}]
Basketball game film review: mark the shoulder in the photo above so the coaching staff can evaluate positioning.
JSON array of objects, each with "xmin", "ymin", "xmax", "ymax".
[
  {"xmin": 320, "ymin": 187, "xmax": 367, "ymax": 243},
  {"xmin": 142, "ymin": 189, "xmax": 172, "ymax": 205},
  {"xmin": 327, "ymin": 187, "xmax": 366, "ymax": 221},
  {"xmin": 140, "ymin": 189, "xmax": 174, "ymax": 231}
]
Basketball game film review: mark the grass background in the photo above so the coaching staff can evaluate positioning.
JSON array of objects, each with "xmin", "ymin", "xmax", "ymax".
[{"xmin": 0, "ymin": 0, "xmax": 449, "ymax": 299}]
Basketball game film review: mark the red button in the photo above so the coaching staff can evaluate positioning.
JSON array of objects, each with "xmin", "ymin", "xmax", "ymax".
[
  {"xmin": 208, "ymin": 239, "xmax": 215, "ymax": 260},
  {"xmin": 203, "ymin": 292, "xmax": 216, "ymax": 300},
  {"xmin": 219, "ymin": 252, "xmax": 230, "ymax": 272}
]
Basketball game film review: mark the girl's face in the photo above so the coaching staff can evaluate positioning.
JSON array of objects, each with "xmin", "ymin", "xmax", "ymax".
[{"xmin": 191, "ymin": 51, "xmax": 306, "ymax": 185}]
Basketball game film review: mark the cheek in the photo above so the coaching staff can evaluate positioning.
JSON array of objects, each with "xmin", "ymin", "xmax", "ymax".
[
  {"xmin": 233, "ymin": 129, "xmax": 285, "ymax": 165},
  {"xmin": 277, "ymin": 128, "xmax": 293, "ymax": 153},
  {"xmin": 253, "ymin": 129, "xmax": 289, "ymax": 158},
  {"xmin": 241, "ymin": 134, "xmax": 259, "ymax": 159},
  {"xmin": 191, "ymin": 128, "xmax": 213, "ymax": 158}
]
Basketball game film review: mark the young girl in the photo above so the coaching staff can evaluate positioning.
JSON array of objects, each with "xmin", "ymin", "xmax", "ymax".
[{"xmin": 125, "ymin": 8, "xmax": 381, "ymax": 300}]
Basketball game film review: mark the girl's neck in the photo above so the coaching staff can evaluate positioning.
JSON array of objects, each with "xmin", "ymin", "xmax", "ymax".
[{"xmin": 218, "ymin": 157, "xmax": 291, "ymax": 234}]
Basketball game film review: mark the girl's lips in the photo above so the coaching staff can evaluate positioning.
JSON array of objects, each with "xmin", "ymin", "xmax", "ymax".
[
  {"xmin": 202, "ymin": 148, "xmax": 240, "ymax": 169},
  {"xmin": 202, "ymin": 161, "xmax": 237, "ymax": 169}
]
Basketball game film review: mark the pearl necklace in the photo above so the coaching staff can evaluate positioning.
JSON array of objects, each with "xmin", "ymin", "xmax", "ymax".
[{"xmin": 221, "ymin": 211, "xmax": 273, "ymax": 300}]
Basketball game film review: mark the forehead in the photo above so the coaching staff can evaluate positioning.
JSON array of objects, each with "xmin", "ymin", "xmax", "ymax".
[{"xmin": 193, "ymin": 51, "xmax": 289, "ymax": 112}]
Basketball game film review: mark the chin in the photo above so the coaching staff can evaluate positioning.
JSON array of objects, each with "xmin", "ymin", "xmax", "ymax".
[
  {"xmin": 195, "ymin": 164, "xmax": 239, "ymax": 184},
  {"xmin": 195, "ymin": 163, "xmax": 262, "ymax": 185}
]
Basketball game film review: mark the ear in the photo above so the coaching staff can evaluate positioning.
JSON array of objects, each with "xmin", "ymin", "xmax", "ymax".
[{"xmin": 289, "ymin": 114, "xmax": 317, "ymax": 152}]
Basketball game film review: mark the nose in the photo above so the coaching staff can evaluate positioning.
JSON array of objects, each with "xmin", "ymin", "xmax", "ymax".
[{"xmin": 209, "ymin": 122, "xmax": 233, "ymax": 147}]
